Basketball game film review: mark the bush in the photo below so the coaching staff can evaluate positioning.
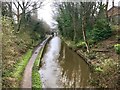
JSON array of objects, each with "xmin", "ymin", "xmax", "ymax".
[
  {"xmin": 2, "ymin": 17, "xmax": 33, "ymax": 88},
  {"xmin": 76, "ymin": 41, "xmax": 86, "ymax": 48},
  {"xmin": 114, "ymin": 44, "xmax": 120, "ymax": 54},
  {"xmin": 92, "ymin": 19, "xmax": 112, "ymax": 42}
]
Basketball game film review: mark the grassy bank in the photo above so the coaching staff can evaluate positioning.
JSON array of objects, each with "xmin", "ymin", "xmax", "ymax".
[
  {"xmin": 12, "ymin": 49, "xmax": 32, "ymax": 87},
  {"xmin": 32, "ymin": 46, "xmax": 44, "ymax": 88}
]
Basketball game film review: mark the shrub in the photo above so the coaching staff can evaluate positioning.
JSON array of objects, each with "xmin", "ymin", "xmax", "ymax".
[
  {"xmin": 92, "ymin": 19, "xmax": 112, "ymax": 42},
  {"xmin": 114, "ymin": 44, "xmax": 120, "ymax": 54},
  {"xmin": 76, "ymin": 41, "xmax": 86, "ymax": 48}
]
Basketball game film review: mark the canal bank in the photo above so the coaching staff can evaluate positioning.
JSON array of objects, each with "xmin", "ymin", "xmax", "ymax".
[{"xmin": 61, "ymin": 36, "xmax": 119, "ymax": 88}]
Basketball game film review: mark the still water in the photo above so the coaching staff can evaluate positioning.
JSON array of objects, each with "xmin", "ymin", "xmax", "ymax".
[{"xmin": 39, "ymin": 36, "xmax": 90, "ymax": 88}]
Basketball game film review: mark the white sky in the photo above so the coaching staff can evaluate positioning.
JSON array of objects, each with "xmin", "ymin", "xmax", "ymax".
[{"xmin": 38, "ymin": 1, "xmax": 57, "ymax": 28}]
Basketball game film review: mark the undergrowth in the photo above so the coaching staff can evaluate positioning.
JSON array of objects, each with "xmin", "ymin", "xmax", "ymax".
[{"xmin": 2, "ymin": 16, "xmax": 42, "ymax": 87}]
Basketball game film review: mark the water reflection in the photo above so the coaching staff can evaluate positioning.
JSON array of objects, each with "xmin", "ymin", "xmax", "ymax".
[
  {"xmin": 39, "ymin": 37, "xmax": 90, "ymax": 88},
  {"xmin": 59, "ymin": 43, "xmax": 90, "ymax": 88},
  {"xmin": 39, "ymin": 36, "xmax": 62, "ymax": 88}
]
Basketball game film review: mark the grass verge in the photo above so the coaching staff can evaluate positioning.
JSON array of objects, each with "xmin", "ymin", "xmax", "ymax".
[
  {"xmin": 11, "ymin": 49, "xmax": 32, "ymax": 87},
  {"xmin": 32, "ymin": 47, "xmax": 44, "ymax": 88}
]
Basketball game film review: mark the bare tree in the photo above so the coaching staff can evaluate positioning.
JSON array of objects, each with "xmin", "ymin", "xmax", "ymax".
[{"xmin": 12, "ymin": 0, "xmax": 44, "ymax": 31}]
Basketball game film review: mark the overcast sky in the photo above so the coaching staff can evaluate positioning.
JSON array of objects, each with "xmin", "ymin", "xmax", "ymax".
[{"xmin": 38, "ymin": 1, "xmax": 56, "ymax": 28}]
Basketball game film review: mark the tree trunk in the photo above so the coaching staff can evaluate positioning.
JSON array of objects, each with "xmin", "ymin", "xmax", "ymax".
[
  {"xmin": 72, "ymin": 3, "xmax": 77, "ymax": 42},
  {"xmin": 112, "ymin": 0, "xmax": 114, "ymax": 7},
  {"xmin": 17, "ymin": 4, "xmax": 20, "ymax": 23},
  {"xmin": 17, "ymin": 18, "xmax": 22, "ymax": 31},
  {"xmin": 82, "ymin": 16, "xmax": 90, "ymax": 53},
  {"xmin": 73, "ymin": 16, "xmax": 77, "ymax": 42},
  {"xmin": 112, "ymin": 0, "xmax": 114, "ymax": 24},
  {"xmin": 105, "ymin": 0, "xmax": 109, "ymax": 18}
]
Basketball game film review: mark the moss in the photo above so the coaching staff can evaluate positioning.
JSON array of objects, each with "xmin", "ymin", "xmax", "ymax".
[{"xmin": 32, "ymin": 47, "xmax": 44, "ymax": 88}]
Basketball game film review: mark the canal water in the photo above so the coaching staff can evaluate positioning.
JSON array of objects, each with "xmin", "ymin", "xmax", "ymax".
[{"xmin": 39, "ymin": 36, "xmax": 90, "ymax": 88}]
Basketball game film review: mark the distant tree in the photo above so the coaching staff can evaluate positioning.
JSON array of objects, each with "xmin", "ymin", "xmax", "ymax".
[{"xmin": 42, "ymin": 21, "xmax": 51, "ymax": 34}]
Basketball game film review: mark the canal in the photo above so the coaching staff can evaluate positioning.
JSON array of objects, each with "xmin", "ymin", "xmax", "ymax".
[{"xmin": 39, "ymin": 36, "xmax": 90, "ymax": 88}]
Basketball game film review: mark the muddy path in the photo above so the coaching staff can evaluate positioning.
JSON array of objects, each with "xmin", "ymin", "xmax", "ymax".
[{"xmin": 21, "ymin": 37, "xmax": 50, "ymax": 88}]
